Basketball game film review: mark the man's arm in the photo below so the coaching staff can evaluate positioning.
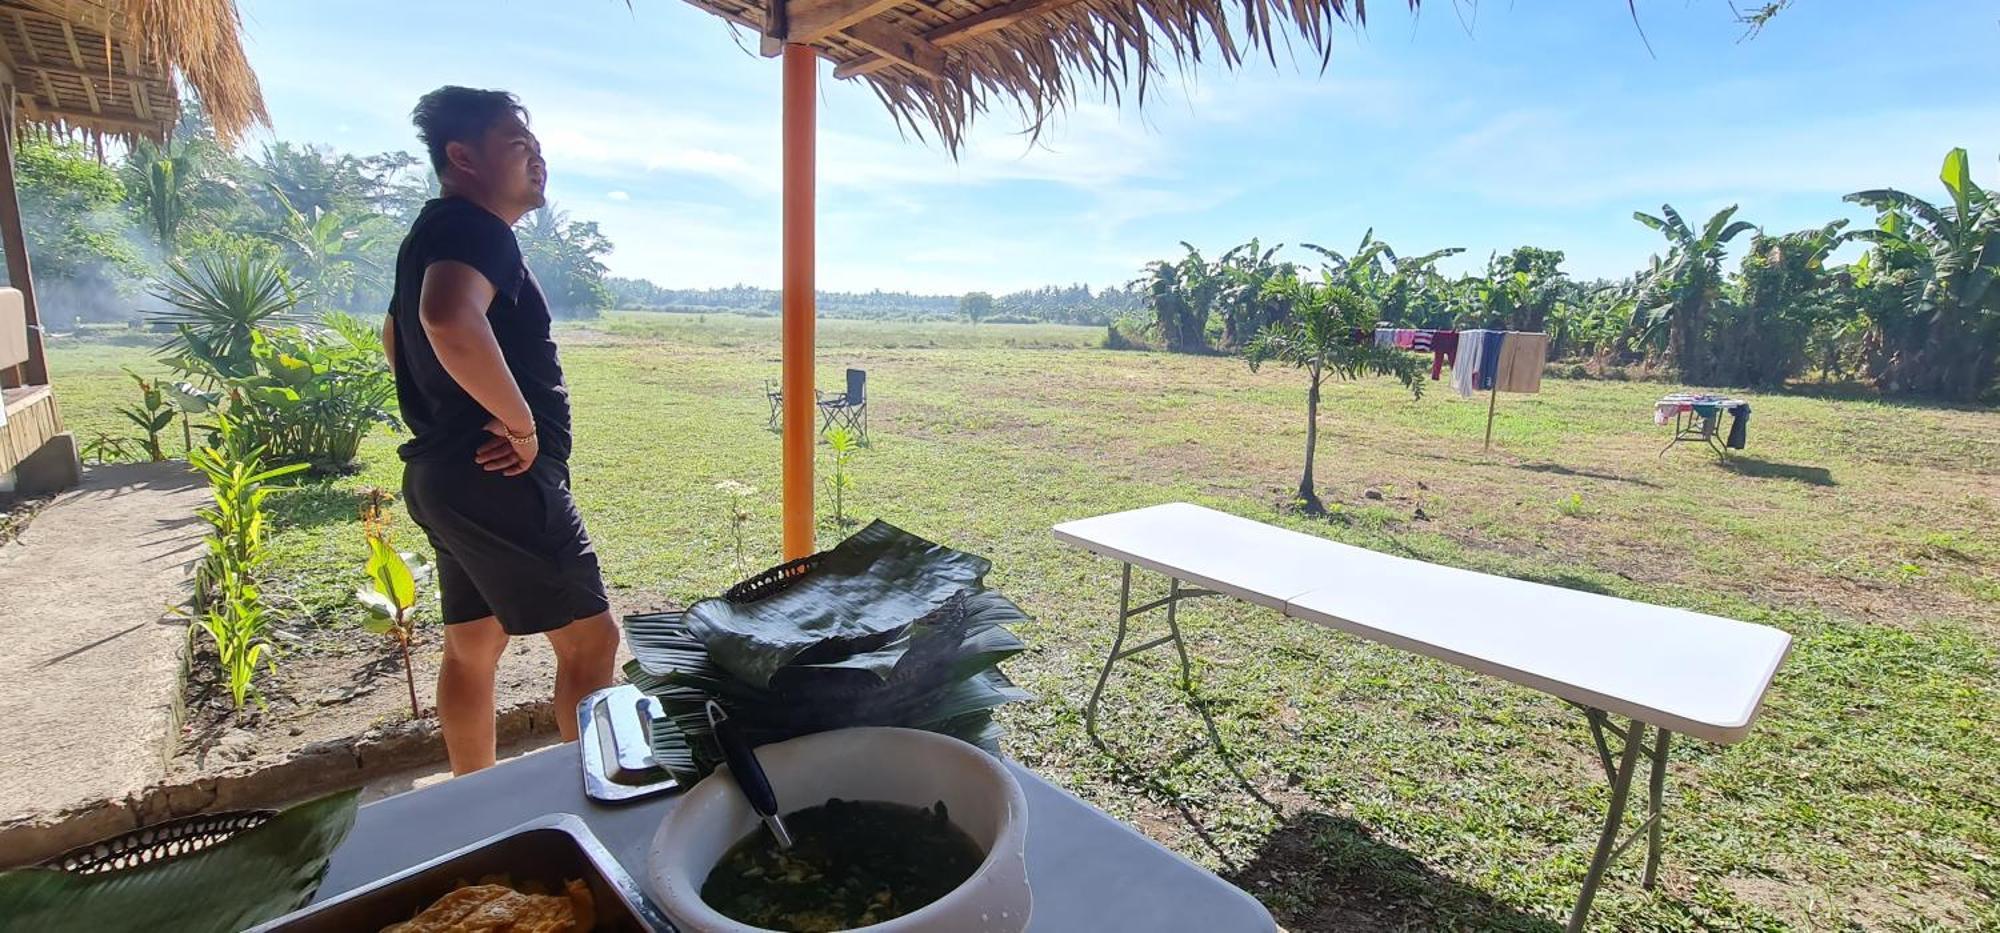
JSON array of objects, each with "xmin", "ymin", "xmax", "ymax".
[
  {"xmin": 381, "ymin": 313, "xmax": 396, "ymax": 375},
  {"xmin": 417, "ymin": 260, "xmax": 539, "ymax": 475}
]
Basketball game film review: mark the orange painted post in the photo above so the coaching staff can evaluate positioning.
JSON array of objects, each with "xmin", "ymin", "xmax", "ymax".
[{"xmin": 780, "ymin": 43, "xmax": 818, "ymax": 560}]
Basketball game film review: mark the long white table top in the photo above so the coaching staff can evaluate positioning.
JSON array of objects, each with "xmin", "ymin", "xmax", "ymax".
[{"xmin": 1054, "ymin": 503, "xmax": 1791, "ymax": 744}]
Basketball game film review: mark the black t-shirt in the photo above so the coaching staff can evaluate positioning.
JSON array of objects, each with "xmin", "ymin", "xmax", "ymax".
[{"xmin": 389, "ymin": 197, "xmax": 573, "ymax": 464}]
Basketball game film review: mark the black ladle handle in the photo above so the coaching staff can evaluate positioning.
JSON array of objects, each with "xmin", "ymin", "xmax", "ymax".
[{"xmin": 705, "ymin": 701, "xmax": 793, "ymax": 849}]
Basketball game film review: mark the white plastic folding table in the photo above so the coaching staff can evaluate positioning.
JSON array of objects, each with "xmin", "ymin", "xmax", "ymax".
[{"xmin": 1054, "ymin": 502, "xmax": 1792, "ymax": 932}]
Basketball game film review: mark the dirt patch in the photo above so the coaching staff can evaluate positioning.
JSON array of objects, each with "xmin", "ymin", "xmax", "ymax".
[{"xmin": 171, "ymin": 595, "xmax": 675, "ymax": 781}]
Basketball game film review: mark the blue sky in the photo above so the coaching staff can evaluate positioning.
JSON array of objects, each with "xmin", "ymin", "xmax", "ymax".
[{"xmin": 233, "ymin": 1, "xmax": 2000, "ymax": 293}]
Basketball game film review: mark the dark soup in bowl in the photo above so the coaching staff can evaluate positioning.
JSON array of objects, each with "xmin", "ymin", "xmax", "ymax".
[{"xmin": 700, "ymin": 798, "xmax": 985, "ymax": 932}]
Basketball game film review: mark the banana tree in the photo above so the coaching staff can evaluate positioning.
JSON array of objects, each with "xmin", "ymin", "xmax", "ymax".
[
  {"xmin": 1134, "ymin": 243, "xmax": 1222, "ymax": 353},
  {"xmin": 263, "ymin": 186, "xmax": 388, "ymax": 315},
  {"xmin": 1247, "ymin": 274, "xmax": 1426, "ymax": 515},
  {"xmin": 1633, "ymin": 204, "xmax": 1755, "ymax": 383},
  {"xmin": 1844, "ymin": 148, "xmax": 2000, "ymax": 400},
  {"xmin": 1213, "ymin": 239, "xmax": 1298, "ymax": 347},
  {"xmin": 1720, "ymin": 220, "xmax": 1853, "ymax": 387}
]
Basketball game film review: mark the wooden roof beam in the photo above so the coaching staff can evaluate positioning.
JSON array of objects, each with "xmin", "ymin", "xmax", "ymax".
[
  {"xmin": 788, "ymin": 0, "xmax": 907, "ymax": 42},
  {"xmin": 840, "ymin": 19, "xmax": 945, "ymax": 77},
  {"xmin": 834, "ymin": 0, "xmax": 1085, "ymax": 78},
  {"xmin": 10, "ymin": 12, "xmax": 40, "ymax": 64}
]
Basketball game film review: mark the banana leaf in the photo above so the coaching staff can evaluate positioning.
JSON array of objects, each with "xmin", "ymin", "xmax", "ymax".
[
  {"xmin": 622, "ymin": 589, "xmax": 1031, "ymax": 786},
  {"xmin": 682, "ymin": 520, "xmax": 992, "ymax": 688},
  {"xmin": 0, "ymin": 789, "xmax": 359, "ymax": 933}
]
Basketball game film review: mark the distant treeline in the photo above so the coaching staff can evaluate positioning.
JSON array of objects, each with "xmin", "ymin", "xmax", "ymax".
[{"xmin": 606, "ymin": 278, "xmax": 1142, "ymax": 326}]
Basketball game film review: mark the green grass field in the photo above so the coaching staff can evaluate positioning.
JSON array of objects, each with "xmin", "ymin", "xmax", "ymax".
[{"xmin": 44, "ymin": 312, "xmax": 2000, "ymax": 931}]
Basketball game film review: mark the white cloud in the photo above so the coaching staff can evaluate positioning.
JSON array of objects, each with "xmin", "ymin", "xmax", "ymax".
[{"xmin": 606, "ymin": 190, "xmax": 630, "ymax": 201}]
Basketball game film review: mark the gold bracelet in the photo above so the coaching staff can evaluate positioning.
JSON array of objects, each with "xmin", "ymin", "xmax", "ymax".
[{"xmin": 505, "ymin": 424, "xmax": 536, "ymax": 447}]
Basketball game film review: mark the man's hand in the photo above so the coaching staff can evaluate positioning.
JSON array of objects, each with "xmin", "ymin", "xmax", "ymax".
[{"xmin": 476, "ymin": 417, "xmax": 539, "ymax": 476}]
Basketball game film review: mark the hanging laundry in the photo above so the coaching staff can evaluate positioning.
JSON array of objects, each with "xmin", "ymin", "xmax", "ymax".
[
  {"xmin": 1395, "ymin": 329, "xmax": 1417, "ymax": 349},
  {"xmin": 1412, "ymin": 330, "xmax": 1434, "ymax": 352},
  {"xmin": 1374, "ymin": 327, "xmax": 1393, "ymax": 348},
  {"xmin": 1726, "ymin": 403, "xmax": 1751, "ymax": 449},
  {"xmin": 1452, "ymin": 330, "xmax": 1488, "ymax": 397},
  {"xmin": 1477, "ymin": 330, "xmax": 1505, "ymax": 391},
  {"xmin": 1430, "ymin": 330, "xmax": 1458, "ymax": 381},
  {"xmin": 1494, "ymin": 332, "xmax": 1548, "ymax": 394}
]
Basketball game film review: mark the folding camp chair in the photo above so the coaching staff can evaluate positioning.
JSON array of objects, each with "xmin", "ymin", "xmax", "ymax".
[
  {"xmin": 816, "ymin": 368, "xmax": 868, "ymax": 445},
  {"xmin": 763, "ymin": 379, "xmax": 783, "ymax": 432}
]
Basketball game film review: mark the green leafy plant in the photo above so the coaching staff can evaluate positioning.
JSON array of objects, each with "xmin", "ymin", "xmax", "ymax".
[
  {"xmin": 822, "ymin": 426, "xmax": 860, "ymax": 529},
  {"xmin": 1247, "ymin": 272, "xmax": 1426, "ymax": 515},
  {"xmin": 170, "ymin": 314, "xmax": 396, "ymax": 473},
  {"xmin": 623, "ymin": 521, "xmax": 1030, "ymax": 786},
  {"xmin": 1556, "ymin": 492, "xmax": 1590, "ymax": 519},
  {"xmin": 80, "ymin": 432, "xmax": 143, "ymax": 465},
  {"xmin": 149, "ymin": 250, "xmax": 304, "ymax": 371},
  {"xmin": 186, "ymin": 414, "xmax": 306, "ymax": 708},
  {"xmin": 118, "ymin": 371, "xmax": 176, "ymax": 461},
  {"xmin": 354, "ymin": 489, "xmax": 430, "ymax": 719}
]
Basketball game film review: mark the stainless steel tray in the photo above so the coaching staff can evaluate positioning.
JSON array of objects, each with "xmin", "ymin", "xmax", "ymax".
[
  {"xmin": 250, "ymin": 813, "xmax": 673, "ymax": 931},
  {"xmin": 579, "ymin": 684, "xmax": 680, "ymax": 804}
]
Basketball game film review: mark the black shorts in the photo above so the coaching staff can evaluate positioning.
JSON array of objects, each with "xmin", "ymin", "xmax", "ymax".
[{"xmin": 402, "ymin": 455, "xmax": 609, "ymax": 636}]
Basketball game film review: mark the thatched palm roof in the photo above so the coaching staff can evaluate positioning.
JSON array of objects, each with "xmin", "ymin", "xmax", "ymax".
[
  {"xmin": 0, "ymin": 0, "xmax": 265, "ymax": 143},
  {"xmin": 689, "ymin": 0, "xmax": 1414, "ymax": 150}
]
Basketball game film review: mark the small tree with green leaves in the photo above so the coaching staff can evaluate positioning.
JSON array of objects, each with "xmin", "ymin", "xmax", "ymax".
[
  {"xmin": 960, "ymin": 290, "xmax": 994, "ymax": 324},
  {"xmin": 1246, "ymin": 275, "xmax": 1425, "ymax": 515},
  {"xmin": 822, "ymin": 427, "xmax": 860, "ymax": 530},
  {"xmin": 354, "ymin": 489, "xmax": 430, "ymax": 719},
  {"xmin": 119, "ymin": 371, "xmax": 176, "ymax": 461}
]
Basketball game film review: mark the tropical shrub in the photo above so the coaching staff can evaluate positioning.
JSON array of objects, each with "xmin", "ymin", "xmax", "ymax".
[
  {"xmin": 187, "ymin": 415, "xmax": 306, "ymax": 708},
  {"xmin": 171, "ymin": 311, "xmax": 396, "ymax": 474},
  {"xmin": 150, "ymin": 250, "xmax": 304, "ymax": 368}
]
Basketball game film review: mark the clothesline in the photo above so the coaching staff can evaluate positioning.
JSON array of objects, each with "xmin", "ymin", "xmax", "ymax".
[{"xmin": 1359, "ymin": 327, "xmax": 1548, "ymax": 396}]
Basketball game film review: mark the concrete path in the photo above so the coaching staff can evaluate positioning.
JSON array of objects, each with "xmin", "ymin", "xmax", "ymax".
[{"xmin": 0, "ymin": 463, "xmax": 207, "ymax": 823}]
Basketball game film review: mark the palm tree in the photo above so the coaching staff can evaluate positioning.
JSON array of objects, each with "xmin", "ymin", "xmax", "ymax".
[
  {"xmin": 1633, "ymin": 204, "xmax": 1755, "ymax": 383},
  {"xmin": 1844, "ymin": 148, "xmax": 2000, "ymax": 400},
  {"xmin": 1247, "ymin": 274, "xmax": 1426, "ymax": 515}
]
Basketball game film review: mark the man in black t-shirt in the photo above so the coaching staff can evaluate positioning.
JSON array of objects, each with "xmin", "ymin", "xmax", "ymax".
[{"xmin": 384, "ymin": 87, "xmax": 616, "ymax": 775}]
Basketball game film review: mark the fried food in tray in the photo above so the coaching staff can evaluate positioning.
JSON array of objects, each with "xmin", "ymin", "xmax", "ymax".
[{"xmin": 382, "ymin": 876, "xmax": 597, "ymax": 933}]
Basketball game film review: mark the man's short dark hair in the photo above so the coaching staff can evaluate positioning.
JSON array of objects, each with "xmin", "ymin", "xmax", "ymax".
[{"xmin": 411, "ymin": 86, "xmax": 528, "ymax": 176}]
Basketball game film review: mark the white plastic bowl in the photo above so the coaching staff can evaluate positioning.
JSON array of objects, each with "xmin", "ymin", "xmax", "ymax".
[{"xmin": 646, "ymin": 727, "xmax": 1031, "ymax": 933}]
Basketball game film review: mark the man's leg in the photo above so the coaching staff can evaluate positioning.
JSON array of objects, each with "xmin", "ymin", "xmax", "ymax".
[
  {"xmin": 544, "ymin": 610, "xmax": 619, "ymax": 742},
  {"xmin": 438, "ymin": 616, "xmax": 510, "ymax": 774}
]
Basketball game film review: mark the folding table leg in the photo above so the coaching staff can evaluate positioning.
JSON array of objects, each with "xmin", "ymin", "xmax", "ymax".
[
  {"xmin": 1569, "ymin": 716, "xmax": 1646, "ymax": 933},
  {"xmin": 1084, "ymin": 563, "xmax": 1137, "ymax": 740},
  {"xmin": 1643, "ymin": 729, "xmax": 1671, "ymax": 889},
  {"xmin": 1162, "ymin": 577, "xmax": 1227, "ymax": 753}
]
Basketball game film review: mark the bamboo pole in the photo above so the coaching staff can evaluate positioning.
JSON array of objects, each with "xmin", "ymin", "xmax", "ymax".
[
  {"xmin": 780, "ymin": 43, "xmax": 817, "ymax": 560},
  {"xmin": 1483, "ymin": 378, "xmax": 1498, "ymax": 451}
]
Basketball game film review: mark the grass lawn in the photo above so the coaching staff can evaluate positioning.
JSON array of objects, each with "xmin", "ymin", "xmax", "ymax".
[{"xmin": 44, "ymin": 312, "xmax": 2000, "ymax": 931}]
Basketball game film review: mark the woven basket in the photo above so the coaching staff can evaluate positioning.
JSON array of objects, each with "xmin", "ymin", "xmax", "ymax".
[{"xmin": 39, "ymin": 809, "xmax": 277, "ymax": 875}]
